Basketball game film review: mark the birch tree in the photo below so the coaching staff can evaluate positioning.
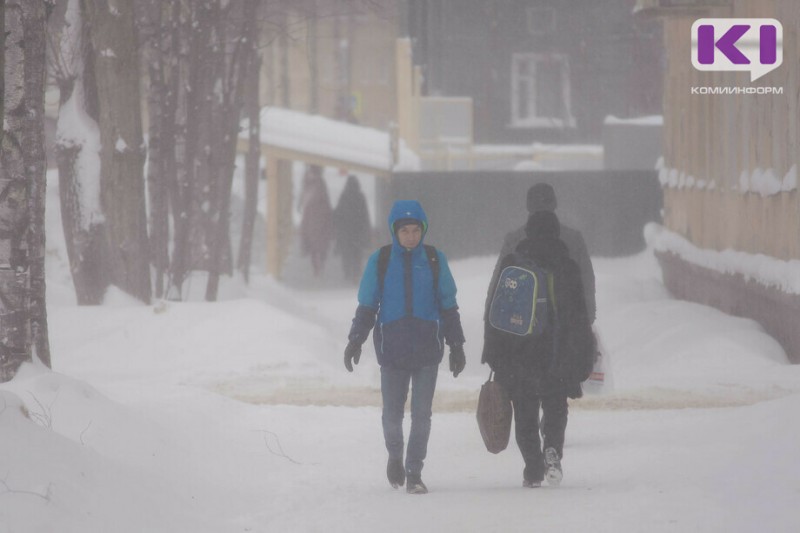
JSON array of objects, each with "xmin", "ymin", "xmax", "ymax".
[
  {"xmin": 49, "ymin": 0, "xmax": 108, "ymax": 304},
  {"xmin": 136, "ymin": 0, "xmax": 180, "ymax": 299},
  {"xmin": 237, "ymin": 42, "xmax": 261, "ymax": 283},
  {"xmin": 137, "ymin": 0, "xmax": 262, "ymax": 301},
  {"xmin": 1, "ymin": 0, "xmax": 52, "ymax": 381},
  {"xmin": 204, "ymin": 0, "xmax": 260, "ymax": 301}
]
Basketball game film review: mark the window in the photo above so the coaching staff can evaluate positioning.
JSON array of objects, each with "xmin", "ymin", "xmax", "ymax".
[{"xmin": 511, "ymin": 53, "xmax": 575, "ymax": 128}]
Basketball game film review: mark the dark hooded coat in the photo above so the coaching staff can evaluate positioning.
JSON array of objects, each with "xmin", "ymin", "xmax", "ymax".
[
  {"xmin": 483, "ymin": 211, "xmax": 595, "ymax": 398},
  {"xmin": 298, "ymin": 170, "xmax": 333, "ymax": 261},
  {"xmin": 333, "ymin": 176, "xmax": 371, "ymax": 256}
]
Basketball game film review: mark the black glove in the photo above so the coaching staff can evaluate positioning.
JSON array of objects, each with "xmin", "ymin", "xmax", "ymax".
[
  {"xmin": 449, "ymin": 344, "xmax": 465, "ymax": 378},
  {"xmin": 344, "ymin": 342, "xmax": 362, "ymax": 372}
]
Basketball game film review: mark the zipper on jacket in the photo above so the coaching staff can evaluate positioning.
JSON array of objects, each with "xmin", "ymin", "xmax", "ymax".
[{"xmin": 403, "ymin": 250, "xmax": 413, "ymax": 317}]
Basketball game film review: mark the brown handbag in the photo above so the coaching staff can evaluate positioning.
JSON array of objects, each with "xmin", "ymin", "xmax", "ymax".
[{"xmin": 476, "ymin": 371, "xmax": 513, "ymax": 454}]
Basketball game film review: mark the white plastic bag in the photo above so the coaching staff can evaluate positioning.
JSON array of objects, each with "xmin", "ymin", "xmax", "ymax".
[{"xmin": 583, "ymin": 326, "xmax": 613, "ymax": 394}]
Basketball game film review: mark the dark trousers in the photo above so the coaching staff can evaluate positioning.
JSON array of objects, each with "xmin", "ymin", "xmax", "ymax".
[
  {"xmin": 380, "ymin": 364, "xmax": 439, "ymax": 478},
  {"xmin": 508, "ymin": 385, "xmax": 568, "ymax": 482}
]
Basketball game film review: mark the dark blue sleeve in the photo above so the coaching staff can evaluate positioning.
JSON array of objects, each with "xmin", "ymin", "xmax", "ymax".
[
  {"xmin": 348, "ymin": 305, "xmax": 377, "ymax": 344},
  {"xmin": 436, "ymin": 251, "xmax": 465, "ymax": 346},
  {"xmin": 357, "ymin": 250, "xmax": 381, "ymax": 307},
  {"xmin": 440, "ymin": 305, "xmax": 465, "ymax": 346},
  {"xmin": 348, "ymin": 249, "xmax": 380, "ymax": 344}
]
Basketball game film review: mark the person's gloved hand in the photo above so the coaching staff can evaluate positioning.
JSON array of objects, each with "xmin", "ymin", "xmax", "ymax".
[
  {"xmin": 449, "ymin": 344, "xmax": 466, "ymax": 377},
  {"xmin": 344, "ymin": 342, "xmax": 362, "ymax": 372}
]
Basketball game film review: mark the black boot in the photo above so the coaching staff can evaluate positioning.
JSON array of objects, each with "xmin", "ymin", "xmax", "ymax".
[
  {"xmin": 387, "ymin": 458, "xmax": 405, "ymax": 488},
  {"xmin": 406, "ymin": 474, "xmax": 428, "ymax": 494},
  {"xmin": 523, "ymin": 464, "xmax": 543, "ymax": 488}
]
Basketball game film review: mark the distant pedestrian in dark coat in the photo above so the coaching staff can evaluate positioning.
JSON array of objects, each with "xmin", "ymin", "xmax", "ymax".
[
  {"xmin": 298, "ymin": 166, "xmax": 333, "ymax": 277},
  {"xmin": 483, "ymin": 210, "xmax": 595, "ymax": 488},
  {"xmin": 333, "ymin": 175, "xmax": 372, "ymax": 282}
]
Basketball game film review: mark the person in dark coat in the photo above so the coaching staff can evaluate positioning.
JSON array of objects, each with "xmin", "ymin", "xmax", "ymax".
[
  {"xmin": 485, "ymin": 182, "xmax": 596, "ymax": 324},
  {"xmin": 482, "ymin": 210, "xmax": 595, "ymax": 488},
  {"xmin": 332, "ymin": 175, "xmax": 372, "ymax": 282},
  {"xmin": 298, "ymin": 166, "xmax": 333, "ymax": 277}
]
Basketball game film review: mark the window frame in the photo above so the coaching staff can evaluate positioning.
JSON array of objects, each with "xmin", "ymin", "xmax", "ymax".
[{"xmin": 510, "ymin": 52, "xmax": 576, "ymax": 129}]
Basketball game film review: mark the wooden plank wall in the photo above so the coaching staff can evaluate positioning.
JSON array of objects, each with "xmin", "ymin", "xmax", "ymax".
[{"xmin": 662, "ymin": 0, "xmax": 800, "ymax": 260}]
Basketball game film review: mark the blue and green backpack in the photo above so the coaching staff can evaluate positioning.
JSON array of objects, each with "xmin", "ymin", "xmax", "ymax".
[{"xmin": 488, "ymin": 259, "xmax": 556, "ymax": 337}]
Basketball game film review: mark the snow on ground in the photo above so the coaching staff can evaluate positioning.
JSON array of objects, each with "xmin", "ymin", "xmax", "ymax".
[
  {"xmin": 2, "ymin": 244, "xmax": 800, "ymax": 532},
  {"xmin": 1, "ymin": 172, "xmax": 800, "ymax": 531}
]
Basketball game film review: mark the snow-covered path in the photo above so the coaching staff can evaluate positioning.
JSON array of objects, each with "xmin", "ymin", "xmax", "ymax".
[{"xmin": 2, "ymin": 250, "xmax": 800, "ymax": 532}]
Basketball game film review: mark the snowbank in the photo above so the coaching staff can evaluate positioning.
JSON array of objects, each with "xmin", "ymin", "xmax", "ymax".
[{"xmin": 646, "ymin": 223, "xmax": 800, "ymax": 295}]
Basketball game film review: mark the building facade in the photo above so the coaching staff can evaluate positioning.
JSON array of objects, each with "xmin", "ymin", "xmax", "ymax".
[
  {"xmin": 258, "ymin": 1, "xmax": 402, "ymax": 131},
  {"xmin": 641, "ymin": 0, "xmax": 800, "ymax": 362},
  {"xmin": 406, "ymin": 0, "xmax": 663, "ymax": 143}
]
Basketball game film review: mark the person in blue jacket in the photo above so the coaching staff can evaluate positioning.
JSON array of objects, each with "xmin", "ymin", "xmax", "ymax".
[{"xmin": 344, "ymin": 200, "xmax": 466, "ymax": 495}]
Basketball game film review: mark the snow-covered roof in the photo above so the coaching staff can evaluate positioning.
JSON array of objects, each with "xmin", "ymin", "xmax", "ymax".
[{"xmin": 240, "ymin": 107, "xmax": 419, "ymax": 175}]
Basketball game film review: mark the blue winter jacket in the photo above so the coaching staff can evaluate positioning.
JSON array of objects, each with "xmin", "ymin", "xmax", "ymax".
[{"xmin": 348, "ymin": 200, "xmax": 465, "ymax": 369}]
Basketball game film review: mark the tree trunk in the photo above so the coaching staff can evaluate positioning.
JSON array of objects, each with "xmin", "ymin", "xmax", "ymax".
[
  {"xmin": 143, "ymin": 0, "xmax": 166, "ymax": 298},
  {"xmin": 237, "ymin": 51, "xmax": 261, "ymax": 283},
  {"xmin": 1, "ymin": 1, "xmax": 5, "ymax": 149},
  {"xmin": 206, "ymin": 0, "xmax": 259, "ymax": 301},
  {"xmin": 140, "ymin": 0, "xmax": 178, "ymax": 299},
  {"xmin": 160, "ymin": 2, "xmax": 194, "ymax": 300},
  {"xmin": 308, "ymin": 0, "xmax": 318, "ymax": 114},
  {"xmin": 168, "ymin": 1, "xmax": 214, "ymax": 299},
  {"xmin": 0, "ymin": 0, "xmax": 51, "ymax": 381},
  {"xmin": 82, "ymin": 0, "xmax": 151, "ymax": 304},
  {"xmin": 55, "ymin": 84, "xmax": 109, "ymax": 305},
  {"xmin": 53, "ymin": 0, "xmax": 109, "ymax": 305}
]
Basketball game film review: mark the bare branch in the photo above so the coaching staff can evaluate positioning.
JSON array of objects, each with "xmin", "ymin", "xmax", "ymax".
[
  {"xmin": 79, "ymin": 421, "xmax": 92, "ymax": 445},
  {"xmin": 27, "ymin": 391, "xmax": 56, "ymax": 430},
  {"xmin": 257, "ymin": 429, "xmax": 302, "ymax": 465},
  {"xmin": 0, "ymin": 477, "xmax": 52, "ymax": 502}
]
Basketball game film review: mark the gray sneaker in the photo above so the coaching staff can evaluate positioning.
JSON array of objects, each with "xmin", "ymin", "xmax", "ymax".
[
  {"xmin": 544, "ymin": 447, "xmax": 563, "ymax": 486},
  {"xmin": 522, "ymin": 479, "xmax": 542, "ymax": 488}
]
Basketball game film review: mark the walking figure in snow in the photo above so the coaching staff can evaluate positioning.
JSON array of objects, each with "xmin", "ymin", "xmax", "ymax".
[
  {"xmin": 486, "ymin": 183, "xmax": 596, "ymax": 324},
  {"xmin": 333, "ymin": 175, "xmax": 371, "ymax": 283},
  {"xmin": 298, "ymin": 165, "xmax": 333, "ymax": 278},
  {"xmin": 484, "ymin": 182, "xmax": 599, "ymax": 437},
  {"xmin": 483, "ymin": 209, "xmax": 595, "ymax": 488},
  {"xmin": 344, "ymin": 200, "xmax": 466, "ymax": 494}
]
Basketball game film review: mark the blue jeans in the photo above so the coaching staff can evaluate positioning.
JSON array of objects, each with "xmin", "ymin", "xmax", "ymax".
[{"xmin": 380, "ymin": 364, "xmax": 439, "ymax": 478}]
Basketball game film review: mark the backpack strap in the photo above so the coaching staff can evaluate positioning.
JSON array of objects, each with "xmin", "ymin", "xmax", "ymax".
[
  {"xmin": 376, "ymin": 244, "xmax": 440, "ymax": 303},
  {"xmin": 546, "ymin": 271, "xmax": 557, "ymax": 313},
  {"xmin": 377, "ymin": 245, "xmax": 392, "ymax": 295},
  {"xmin": 423, "ymin": 244, "xmax": 440, "ymax": 297}
]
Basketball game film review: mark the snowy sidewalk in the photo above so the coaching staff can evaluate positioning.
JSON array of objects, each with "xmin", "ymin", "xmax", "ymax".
[{"xmin": 2, "ymin": 250, "xmax": 800, "ymax": 532}]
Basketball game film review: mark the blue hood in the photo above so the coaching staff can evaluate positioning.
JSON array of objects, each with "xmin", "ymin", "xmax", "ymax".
[{"xmin": 388, "ymin": 200, "xmax": 428, "ymax": 247}]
